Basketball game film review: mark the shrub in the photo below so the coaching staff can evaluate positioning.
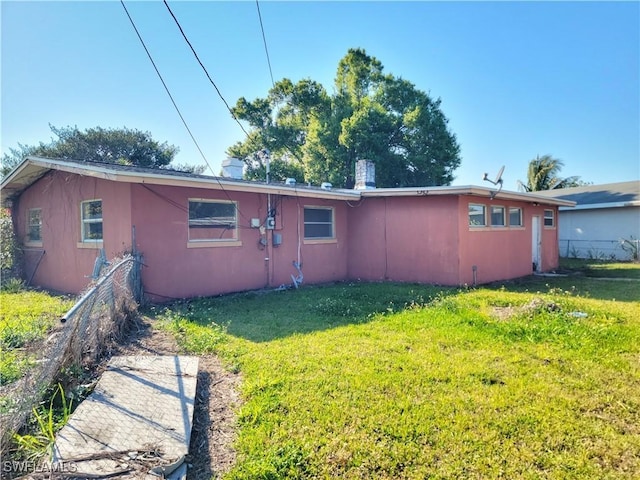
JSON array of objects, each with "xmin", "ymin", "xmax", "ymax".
[{"xmin": 0, "ymin": 208, "xmax": 21, "ymax": 285}]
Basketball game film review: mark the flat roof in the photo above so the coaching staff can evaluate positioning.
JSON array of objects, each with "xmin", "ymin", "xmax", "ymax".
[
  {"xmin": 1, "ymin": 156, "xmax": 575, "ymax": 207},
  {"xmin": 0, "ymin": 156, "xmax": 360, "ymax": 203}
]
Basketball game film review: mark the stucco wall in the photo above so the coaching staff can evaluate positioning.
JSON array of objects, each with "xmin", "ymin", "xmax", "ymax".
[
  {"xmin": 130, "ymin": 184, "xmax": 348, "ymax": 300},
  {"xmin": 540, "ymin": 207, "xmax": 560, "ymax": 272},
  {"xmin": 15, "ymin": 171, "xmax": 132, "ymax": 294},
  {"xmin": 347, "ymin": 196, "xmax": 460, "ymax": 285},
  {"xmin": 13, "ymin": 169, "xmax": 562, "ymax": 298},
  {"xmin": 457, "ymin": 196, "xmax": 559, "ymax": 285}
]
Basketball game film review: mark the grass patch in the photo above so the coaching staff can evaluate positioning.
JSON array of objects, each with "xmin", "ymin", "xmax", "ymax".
[
  {"xmin": 501, "ymin": 274, "xmax": 639, "ymax": 303},
  {"xmin": 0, "ymin": 290, "xmax": 74, "ymax": 385},
  {"xmin": 156, "ymin": 271, "xmax": 640, "ymax": 479},
  {"xmin": 560, "ymin": 258, "xmax": 640, "ymax": 280}
]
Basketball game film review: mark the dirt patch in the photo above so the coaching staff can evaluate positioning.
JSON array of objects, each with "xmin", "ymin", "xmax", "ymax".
[
  {"xmin": 114, "ymin": 317, "xmax": 240, "ymax": 479},
  {"xmin": 491, "ymin": 298, "xmax": 562, "ymax": 321}
]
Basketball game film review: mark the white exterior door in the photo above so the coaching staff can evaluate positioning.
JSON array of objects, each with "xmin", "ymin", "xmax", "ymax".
[{"xmin": 532, "ymin": 216, "xmax": 541, "ymax": 273}]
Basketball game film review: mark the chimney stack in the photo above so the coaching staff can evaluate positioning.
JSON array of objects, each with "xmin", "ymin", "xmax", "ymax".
[
  {"xmin": 221, "ymin": 157, "xmax": 244, "ymax": 179},
  {"xmin": 354, "ymin": 159, "xmax": 375, "ymax": 190}
]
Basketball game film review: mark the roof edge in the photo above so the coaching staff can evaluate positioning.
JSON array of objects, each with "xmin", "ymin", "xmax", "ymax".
[
  {"xmin": 559, "ymin": 201, "xmax": 640, "ymax": 211},
  {"xmin": 360, "ymin": 185, "xmax": 575, "ymax": 206},
  {"xmin": 1, "ymin": 157, "xmax": 576, "ymax": 207},
  {"xmin": 1, "ymin": 156, "xmax": 361, "ymax": 202}
]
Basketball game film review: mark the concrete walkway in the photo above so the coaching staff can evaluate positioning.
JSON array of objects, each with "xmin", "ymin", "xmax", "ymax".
[{"xmin": 53, "ymin": 356, "xmax": 199, "ymax": 479}]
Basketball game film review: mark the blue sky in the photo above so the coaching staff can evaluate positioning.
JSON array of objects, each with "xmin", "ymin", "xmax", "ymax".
[{"xmin": 2, "ymin": 1, "xmax": 638, "ymax": 191}]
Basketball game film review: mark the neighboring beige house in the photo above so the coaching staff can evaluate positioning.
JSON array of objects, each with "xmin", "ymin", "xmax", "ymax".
[{"xmin": 535, "ymin": 181, "xmax": 640, "ymax": 260}]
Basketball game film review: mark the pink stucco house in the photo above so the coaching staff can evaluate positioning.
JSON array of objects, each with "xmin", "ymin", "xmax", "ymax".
[{"xmin": 1, "ymin": 157, "xmax": 573, "ymax": 301}]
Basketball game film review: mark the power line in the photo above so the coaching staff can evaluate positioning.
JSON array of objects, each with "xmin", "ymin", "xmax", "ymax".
[
  {"xmin": 119, "ymin": 0, "xmax": 214, "ymax": 176},
  {"xmin": 255, "ymin": 0, "xmax": 275, "ymax": 88},
  {"xmin": 120, "ymin": 0, "xmax": 252, "ymax": 224},
  {"xmin": 162, "ymin": 0, "xmax": 250, "ymax": 139}
]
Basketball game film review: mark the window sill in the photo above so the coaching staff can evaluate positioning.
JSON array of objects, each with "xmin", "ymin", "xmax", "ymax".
[
  {"xmin": 187, "ymin": 240, "xmax": 242, "ymax": 248},
  {"xmin": 303, "ymin": 238, "xmax": 337, "ymax": 245},
  {"xmin": 24, "ymin": 241, "xmax": 43, "ymax": 248},
  {"xmin": 77, "ymin": 241, "xmax": 104, "ymax": 249}
]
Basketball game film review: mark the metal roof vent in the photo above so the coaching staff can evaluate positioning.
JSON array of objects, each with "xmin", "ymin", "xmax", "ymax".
[
  {"xmin": 285, "ymin": 177, "xmax": 296, "ymax": 186},
  {"xmin": 320, "ymin": 182, "xmax": 332, "ymax": 190}
]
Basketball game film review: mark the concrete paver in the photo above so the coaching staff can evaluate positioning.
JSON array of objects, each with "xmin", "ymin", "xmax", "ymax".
[{"xmin": 53, "ymin": 355, "xmax": 198, "ymax": 479}]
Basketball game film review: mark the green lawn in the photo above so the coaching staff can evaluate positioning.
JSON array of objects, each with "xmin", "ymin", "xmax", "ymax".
[
  {"xmin": 559, "ymin": 258, "xmax": 640, "ymax": 280},
  {"xmin": 0, "ymin": 290, "xmax": 74, "ymax": 385},
  {"xmin": 156, "ymin": 265, "xmax": 640, "ymax": 479}
]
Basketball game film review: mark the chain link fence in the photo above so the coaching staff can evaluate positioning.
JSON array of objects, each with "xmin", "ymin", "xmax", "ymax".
[
  {"xmin": 0, "ymin": 254, "xmax": 142, "ymax": 452},
  {"xmin": 560, "ymin": 238, "xmax": 639, "ymax": 261}
]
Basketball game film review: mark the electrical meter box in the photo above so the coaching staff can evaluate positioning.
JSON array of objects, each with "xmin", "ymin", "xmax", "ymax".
[{"xmin": 266, "ymin": 217, "xmax": 276, "ymax": 229}]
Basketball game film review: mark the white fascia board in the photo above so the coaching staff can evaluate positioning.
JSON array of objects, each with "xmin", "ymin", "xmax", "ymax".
[
  {"xmin": 559, "ymin": 201, "xmax": 640, "ymax": 211},
  {"xmin": 360, "ymin": 185, "xmax": 575, "ymax": 206},
  {"xmin": 131, "ymin": 175, "xmax": 360, "ymax": 200},
  {"xmin": 10, "ymin": 157, "xmax": 361, "ymax": 201}
]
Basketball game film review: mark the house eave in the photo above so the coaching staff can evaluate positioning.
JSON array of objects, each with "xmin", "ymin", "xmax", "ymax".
[
  {"xmin": 559, "ymin": 201, "xmax": 640, "ymax": 211},
  {"xmin": 0, "ymin": 157, "xmax": 360, "ymax": 204},
  {"xmin": 119, "ymin": 173, "xmax": 360, "ymax": 200},
  {"xmin": 1, "ymin": 157, "xmax": 576, "ymax": 207},
  {"xmin": 360, "ymin": 185, "xmax": 576, "ymax": 206}
]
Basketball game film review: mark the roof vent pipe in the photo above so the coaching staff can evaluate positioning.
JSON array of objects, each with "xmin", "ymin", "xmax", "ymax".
[{"xmin": 354, "ymin": 159, "xmax": 375, "ymax": 190}]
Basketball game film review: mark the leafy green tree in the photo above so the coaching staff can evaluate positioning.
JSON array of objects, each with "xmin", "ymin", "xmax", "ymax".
[
  {"xmin": 229, "ymin": 48, "xmax": 461, "ymax": 188},
  {"xmin": 518, "ymin": 155, "xmax": 582, "ymax": 192},
  {"xmin": 1, "ymin": 144, "xmax": 38, "ymax": 177},
  {"xmin": 227, "ymin": 130, "xmax": 306, "ymax": 183},
  {"xmin": 2, "ymin": 125, "xmax": 181, "ymax": 177}
]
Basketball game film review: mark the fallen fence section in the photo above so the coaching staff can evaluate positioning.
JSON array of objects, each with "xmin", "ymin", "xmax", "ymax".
[
  {"xmin": 53, "ymin": 355, "xmax": 199, "ymax": 480},
  {"xmin": 0, "ymin": 254, "xmax": 142, "ymax": 452}
]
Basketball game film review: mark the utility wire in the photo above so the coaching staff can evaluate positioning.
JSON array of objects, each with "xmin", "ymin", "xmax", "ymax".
[
  {"xmin": 256, "ymin": 0, "xmax": 275, "ymax": 88},
  {"xmin": 162, "ymin": 0, "xmax": 251, "ymax": 138},
  {"xmin": 120, "ymin": 0, "xmax": 251, "ymax": 224},
  {"xmin": 120, "ymin": 0, "xmax": 214, "ymax": 176}
]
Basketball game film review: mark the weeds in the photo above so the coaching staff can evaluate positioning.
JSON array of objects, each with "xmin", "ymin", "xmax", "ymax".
[
  {"xmin": 12, "ymin": 384, "xmax": 73, "ymax": 462},
  {"xmin": 620, "ymin": 235, "xmax": 639, "ymax": 261},
  {"xmin": 1, "ymin": 278, "xmax": 25, "ymax": 293}
]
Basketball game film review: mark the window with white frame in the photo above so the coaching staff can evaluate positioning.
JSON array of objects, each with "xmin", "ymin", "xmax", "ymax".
[
  {"xmin": 27, "ymin": 208, "xmax": 42, "ymax": 243},
  {"xmin": 509, "ymin": 207, "xmax": 523, "ymax": 227},
  {"xmin": 188, "ymin": 199, "xmax": 237, "ymax": 241},
  {"xmin": 304, "ymin": 206, "xmax": 334, "ymax": 239},
  {"xmin": 468, "ymin": 204, "xmax": 486, "ymax": 227},
  {"xmin": 81, "ymin": 200, "xmax": 103, "ymax": 241},
  {"xmin": 490, "ymin": 206, "xmax": 506, "ymax": 227},
  {"xmin": 544, "ymin": 209, "xmax": 555, "ymax": 227}
]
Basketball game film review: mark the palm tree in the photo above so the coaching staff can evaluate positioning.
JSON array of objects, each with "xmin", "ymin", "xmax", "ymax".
[{"xmin": 518, "ymin": 154, "xmax": 581, "ymax": 192}]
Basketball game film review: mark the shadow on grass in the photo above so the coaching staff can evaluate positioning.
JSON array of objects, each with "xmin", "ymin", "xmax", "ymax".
[
  {"xmin": 488, "ymin": 273, "xmax": 640, "ymax": 303},
  {"xmin": 559, "ymin": 258, "xmax": 640, "ymax": 279},
  {"xmin": 158, "ymin": 282, "xmax": 449, "ymax": 343},
  {"xmin": 581, "ymin": 267, "xmax": 640, "ymax": 280},
  {"xmin": 153, "ymin": 269, "xmax": 639, "ymax": 345}
]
